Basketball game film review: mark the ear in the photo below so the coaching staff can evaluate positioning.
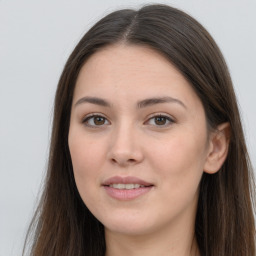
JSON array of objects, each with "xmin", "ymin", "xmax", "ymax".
[{"xmin": 204, "ymin": 122, "xmax": 230, "ymax": 174}]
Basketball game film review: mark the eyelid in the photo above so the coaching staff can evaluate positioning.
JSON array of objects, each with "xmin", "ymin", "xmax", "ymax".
[
  {"xmin": 144, "ymin": 113, "xmax": 176, "ymax": 126},
  {"xmin": 81, "ymin": 112, "xmax": 175, "ymax": 127},
  {"xmin": 82, "ymin": 113, "xmax": 111, "ymax": 127}
]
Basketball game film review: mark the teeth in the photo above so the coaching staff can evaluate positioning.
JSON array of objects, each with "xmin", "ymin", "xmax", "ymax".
[{"xmin": 109, "ymin": 184, "xmax": 145, "ymax": 189}]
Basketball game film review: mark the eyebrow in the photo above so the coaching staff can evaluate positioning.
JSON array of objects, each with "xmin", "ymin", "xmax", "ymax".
[
  {"xmin": 75, "ymin": 96, "xmax": 111, "ymax": 107},
  {"xmin": 74, "ymin": 96, "xmax": 186, "ymax": 109},
  {"xmin": 137, "ymin": 96, "xmax": 187, "ymax": 109}
]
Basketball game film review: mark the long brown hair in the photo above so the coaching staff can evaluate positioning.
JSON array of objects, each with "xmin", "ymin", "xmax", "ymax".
[{"xmin": 23, "ymin": 4, "xmax": 255, "ymax": 256}]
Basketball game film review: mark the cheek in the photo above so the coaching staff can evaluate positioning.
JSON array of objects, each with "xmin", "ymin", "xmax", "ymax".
[
  {"xmin": 68, "ymin": 133, "xmax": 106, "ymax": 198},
  {"xmin": 148, "ymin": 129, "xmax": 207, "ymax": 194},
  {"xmin": 70, "ymin": 141, "xmax": 94, "ymax": 174},
  {"xmin": 146, "ymin": 134, "xmax": 206, "ymax": 219},
  {"xmin": 69, "ymin": 130, "xmax": 107, "ymax": 170},
  {"xmin": 151, "ymin": 136, "xmax": 205, "ymax": 171}
]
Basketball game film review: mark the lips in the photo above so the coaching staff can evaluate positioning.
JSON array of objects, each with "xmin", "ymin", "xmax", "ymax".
[
  {"xmin": 102, "ymin": 176, "xmax": 154, "ymax": 200},
  {"xmin": 102, "ymin": 176, "xmax": 153, "ymax": 187}
]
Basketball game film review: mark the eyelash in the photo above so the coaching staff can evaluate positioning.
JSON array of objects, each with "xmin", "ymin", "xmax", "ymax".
[
  {"xmin": 82, "ymin": 113, "xmax": 110, "ymax": 128},
  {"xmin": 82, "ymin": 113, "xmax": 175, "ymax": 128},
  {"xmin": 145, "ymin": 114, "xmax": 175, "ymax": 127}
]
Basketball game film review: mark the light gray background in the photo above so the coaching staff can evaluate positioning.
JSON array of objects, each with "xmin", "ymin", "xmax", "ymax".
[{"xmin": 0, "ymin": 0, "xmax": 255, "ymax": 255}]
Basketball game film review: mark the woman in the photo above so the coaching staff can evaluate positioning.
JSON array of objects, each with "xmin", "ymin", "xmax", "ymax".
[{"xmin": 23, "ymin": 4, "xmax": 255, "ymax": 256}]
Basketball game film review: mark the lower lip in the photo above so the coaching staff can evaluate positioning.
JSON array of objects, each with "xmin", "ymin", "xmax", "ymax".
[{"xmin": 103, "ymin": 186, "xmax": 153, "ymax": 200}]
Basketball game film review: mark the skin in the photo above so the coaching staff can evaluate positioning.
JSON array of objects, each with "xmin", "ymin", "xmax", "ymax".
[{"xmin": 68, "ymin": 44, "xmax": 229, "ymax": 256}]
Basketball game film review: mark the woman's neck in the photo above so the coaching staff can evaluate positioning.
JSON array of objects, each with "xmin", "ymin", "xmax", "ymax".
[{"xmin": 104, "ymin": 217, "xmax": 200, "ymax": 256}]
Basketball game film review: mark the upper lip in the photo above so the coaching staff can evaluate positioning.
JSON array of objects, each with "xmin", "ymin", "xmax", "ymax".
[{"xmin": 102, "ymin": 176, "xmax": 153, "ymax": 186}]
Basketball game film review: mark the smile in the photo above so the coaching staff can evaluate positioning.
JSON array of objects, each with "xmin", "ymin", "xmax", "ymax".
[
  {"xmin": 109, "ymin": 184, "xmax": 147, "ymax": 189},
  {"xmin": 102, "ymin": 176, "xmax": 154, "ymax": 200}
]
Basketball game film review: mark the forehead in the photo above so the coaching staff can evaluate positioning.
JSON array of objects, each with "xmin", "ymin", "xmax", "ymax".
[
  {"xmin": 73, "ymin": 44, "xmax": 202, "ymax": 111},
  {"xmin": 77, "ymin": 44, "xmax": 183, "ymax": 88}
]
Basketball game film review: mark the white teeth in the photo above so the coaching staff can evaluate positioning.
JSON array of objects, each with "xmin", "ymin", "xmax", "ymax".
[
  {"xmin": 134, "ymin": 184, "xmax": 140, "ymax": 189},
  {"xmin": 109, "ymin": 184, "xmax": 145, "ymax": 189}
]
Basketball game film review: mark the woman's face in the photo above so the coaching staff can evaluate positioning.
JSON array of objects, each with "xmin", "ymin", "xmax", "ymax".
[{"xmin": 69, "ymin": 44, "xmax": 211, "ymax": 236}]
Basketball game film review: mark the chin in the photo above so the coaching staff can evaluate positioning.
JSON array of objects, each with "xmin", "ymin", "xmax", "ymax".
[
  {"xmin": 105, "ymin": 222, "xmax": 153, "ymax": 236},
  {"xmin": 99, "ymin": 211, "xmax": 158, "ymax": 236}
]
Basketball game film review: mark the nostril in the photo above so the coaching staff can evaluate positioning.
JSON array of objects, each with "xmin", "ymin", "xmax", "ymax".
[{"xmin": 110, "ymin": 157, "xmax": 136, "ymax": 166}]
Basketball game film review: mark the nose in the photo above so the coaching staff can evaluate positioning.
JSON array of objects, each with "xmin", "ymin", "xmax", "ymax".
[{"xmin": 107, "ymin": 123, "xmax": 144, "ymax": 167}]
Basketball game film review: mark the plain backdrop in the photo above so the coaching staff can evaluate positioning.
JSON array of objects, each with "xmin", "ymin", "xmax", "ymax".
[{"xmin": 0, "ymin": 0, "xmax": 255, "ymax": 255}]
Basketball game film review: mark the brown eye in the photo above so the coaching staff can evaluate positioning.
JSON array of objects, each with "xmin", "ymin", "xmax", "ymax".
[
  {"xmin": 94, "ymin": 116, "xmax": 105, "ymax": 125},
  {"xmin": 154, "ymin": 116, "xmax": 167, "ymax": 125},
  {"xmin": 83, "ymin": 115, "xmax": 110, "ymax": 127},
  {"xmin": 146, "ymin": 114, "xmax": 174, "ymax": 127}
]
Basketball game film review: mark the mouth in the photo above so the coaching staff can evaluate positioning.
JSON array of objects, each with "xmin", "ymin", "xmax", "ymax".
[
  {"xmin": 107, "ymin": 183, "xmax": 151, "ymax": 189},
  {"xmin": 102, "ymin": 176, "xmax": 154, "ymax": 200}
]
